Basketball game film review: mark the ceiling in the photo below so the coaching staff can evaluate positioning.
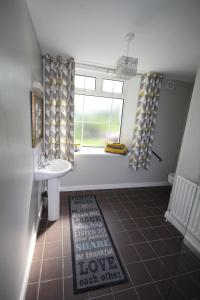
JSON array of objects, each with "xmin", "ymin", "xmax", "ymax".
[{"xmin": 27, "ymin": 0, "xmax": 200, "ymax": 82}]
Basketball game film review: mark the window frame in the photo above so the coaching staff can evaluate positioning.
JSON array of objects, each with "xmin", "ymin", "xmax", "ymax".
[
  {"xmin": 102, "ymin": 78, "xmax": 124, "ymax": 95},
  {"xmin": 75, "ymin": 74, "xmax": 97, "ymax": 91},
  {"xmin": 74, "ymin": 71, "xmax": 126, "ymax": 148}
]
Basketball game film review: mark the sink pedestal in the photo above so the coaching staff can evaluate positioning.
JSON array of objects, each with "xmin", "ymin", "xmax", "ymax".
[{"xmin": 48, "ymin": 178, "xmax": 60, "ymax": 221}]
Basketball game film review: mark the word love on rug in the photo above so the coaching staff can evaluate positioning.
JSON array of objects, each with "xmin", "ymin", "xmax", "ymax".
[{"xmin": 69, "ymin": 195, "xmax": 127, "ymax": 294}]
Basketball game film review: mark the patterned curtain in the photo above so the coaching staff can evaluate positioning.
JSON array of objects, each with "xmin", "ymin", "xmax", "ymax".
[
  {"xmin": 129, "ymin": 72, "xmax": 163, "ymax": 170},
  {"xmin": 44, "ymin": 54, "xmax": 75, "ymax": 163}
]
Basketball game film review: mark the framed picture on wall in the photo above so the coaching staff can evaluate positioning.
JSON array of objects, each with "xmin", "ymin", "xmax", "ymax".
[{"xmin": 31, "ymin": 91, "xmax": 43, "ymax": 148}]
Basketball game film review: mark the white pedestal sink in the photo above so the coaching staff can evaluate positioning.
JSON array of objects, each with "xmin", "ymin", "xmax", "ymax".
[{"xmin": 34, "ymin": 159, "xmax": 72, "ymax": 221}]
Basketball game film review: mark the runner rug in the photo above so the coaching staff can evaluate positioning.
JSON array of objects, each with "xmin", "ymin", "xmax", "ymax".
[{"xmin": 69, "ymin": 195, "xmax": 127, "ymax": 294}]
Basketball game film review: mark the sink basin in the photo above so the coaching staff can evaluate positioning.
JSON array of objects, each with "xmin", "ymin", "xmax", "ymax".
[
  {"xmin": 34, "ymin": 159, "xmax": 72, "ymax": 221},
  {"xmin": 34, "ymin": 159, "xmax": 72, "ymax": 181}
]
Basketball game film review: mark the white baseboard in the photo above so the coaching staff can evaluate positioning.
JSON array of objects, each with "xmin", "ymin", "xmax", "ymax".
[
  {"xmin": 20, "ymin": 203, "xmax": 43, "ymax": 300},
  {"xmin": 184, "ymin": 233, "xmax": 200, "ymax": 259},
  {"xmin": 165, "ymin": 210, "xmax": 186, "ymax": 235},
  {"xmin": 60, "ymin": 181, "xmax": 169, "ymax": 191},
  {"xmin": 165, "ymin": 210, "xmax": 200, "ymax": 256}
]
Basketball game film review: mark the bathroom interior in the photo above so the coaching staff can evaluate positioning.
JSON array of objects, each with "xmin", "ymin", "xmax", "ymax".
[{"xmin": 0, "ymin": 0, "xmax": 200, "ymax": 299}]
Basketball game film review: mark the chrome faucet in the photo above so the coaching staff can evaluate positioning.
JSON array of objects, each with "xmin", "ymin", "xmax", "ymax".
[{"xmin": 39, "ymin": 152, "xmax": 49, "ymax": 168}]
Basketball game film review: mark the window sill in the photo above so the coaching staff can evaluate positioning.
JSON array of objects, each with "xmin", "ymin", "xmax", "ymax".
[{"xmin": 74, "ymin": 147, "xmax": 129, "ymax": 158}]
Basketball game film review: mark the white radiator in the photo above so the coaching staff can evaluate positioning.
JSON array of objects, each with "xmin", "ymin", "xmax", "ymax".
[
  {"xmin": 165, "ymin": 175, "xmax": 200, "ymax": 255},
  {"xmin": 186, "ymin": 187, "xmax": 200, "ymax": 248},
  {"xmin": 170, "ymin": 175, "xmax": 197, "ymax": 230}
]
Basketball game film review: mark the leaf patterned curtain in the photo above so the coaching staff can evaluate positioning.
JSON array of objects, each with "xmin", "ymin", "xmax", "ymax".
[
  {"xmin": 44, "ymin": 54, "xmax": 75, "ymax": 163},
  {"xmin": 129, "ymin": 72, "xmax": 163, "ymax": 170}
]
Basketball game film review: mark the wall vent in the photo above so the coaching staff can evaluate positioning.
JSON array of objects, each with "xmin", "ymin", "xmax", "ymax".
[{"xmin": 167, "ymin": 80, "xmax": 175, "ymax": 90}]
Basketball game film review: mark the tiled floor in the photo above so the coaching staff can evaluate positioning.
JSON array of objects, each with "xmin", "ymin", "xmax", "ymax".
[{"xmin": 26, "ymin": 187, "xmax": 200, "ymax": 300}]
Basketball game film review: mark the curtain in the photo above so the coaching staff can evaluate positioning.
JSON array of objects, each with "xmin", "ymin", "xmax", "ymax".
[
  {"xmin": 129, "ymin": 72, "xmax": 163, "ymax": 170},
  {"xmin": 44, "ymin": 54, "xmax": 75, "ymax": 163}
]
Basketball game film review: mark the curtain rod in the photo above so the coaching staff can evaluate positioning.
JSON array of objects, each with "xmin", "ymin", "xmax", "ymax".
[
  {"xmin": 42, "ymin": 56, "xmax": 144, "ymax": 76},
  {"xmin": 76, "ymin": 62, "xmax": 144, "ymax": 76}
]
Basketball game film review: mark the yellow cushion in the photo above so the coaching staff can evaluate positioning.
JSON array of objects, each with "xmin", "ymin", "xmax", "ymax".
[
  {"xmin": 105, "ymin": 146, "xmax": 128, "ymax": 155},
  {"xmin": 106, "ymin": 143, "xmax": 126, "ymax": 149}
]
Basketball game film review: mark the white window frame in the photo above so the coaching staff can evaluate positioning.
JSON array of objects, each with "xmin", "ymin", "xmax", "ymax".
[{"xmin": 74, "ymin": 67, "xmax": 128, "ymax": 148}]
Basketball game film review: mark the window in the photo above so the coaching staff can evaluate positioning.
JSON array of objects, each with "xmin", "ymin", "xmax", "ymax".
[
  {"xmin": 103, "ymin": 79, "xmax": 123, "ymax": 94},
  {"xmin": 75, "ymin": 75, "xmax": 96, "ymax": 90},
  {"xmin": 74, "ymin": 74, "xmax": 124, "ymax": 147}
]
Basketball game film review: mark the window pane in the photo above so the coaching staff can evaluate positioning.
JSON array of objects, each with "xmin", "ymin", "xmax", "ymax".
[
  {"xmin": 109, "ymin": 99, "xmax": 123, "ymax": 142},
  {"xmin": 82, "ymin": 123, "xmax": 109, "ymax": 147},
  {"xmin": 75, "ymin": 75, "xmax": 84, "ymax": 89},
  {"xmin": 74, "ymin": 122, "xmax": 82, "ymax": 144},
  {"xmin": 74, "ymin": 93, "xmax": 123, "ymax": 147},
  {"xmin": 75, "ymin": 75, "xmax": 96, "ymax": 90},
  {"xmin": 74, "ymin": 94, "xmax": 84, "ymax": 122},
  {"xmin": 84, "ymin": 96, "xmax": 112, "ymax": 123},
  {"xmin": 113, "ymin": 81, "xmax": 123, "ymax": 94},
  {"xmin": 85, "ymin": 77, "xmax": 95, "ymax": 90},
  {"xmin": 103, "ymin": 79, "xmax": 113, "ymax": 93}
]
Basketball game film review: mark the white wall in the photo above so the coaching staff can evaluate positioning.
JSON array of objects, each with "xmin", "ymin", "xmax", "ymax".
[
  {"xmin": 175, "ymin": 64, "xmax": 200, "ymax": 183},
  {"xmin": 0, "ymin": 0, "xmax": 42, "ymax": 299},
  {"xmin": 61, "ymin": 77, "xmax": 193, "ymax": 190}
]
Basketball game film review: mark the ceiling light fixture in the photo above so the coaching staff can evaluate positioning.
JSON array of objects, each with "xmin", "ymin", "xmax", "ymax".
[{"xmin": 116, "ymin": 32, "xmax": 138, "ymax": 80}]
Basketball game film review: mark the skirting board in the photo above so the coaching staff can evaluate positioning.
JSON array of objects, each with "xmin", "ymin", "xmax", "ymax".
[
  {"xmin": 20, "ymin": 203, "xmax": 43, "ymax": 300},
  {"xmin": 165, "ymin": 211, "xmax": 186, "ymax": 235},
  {"xmin": 165, "ymin": 211, "xmax": 200, "ymax": 256},
  {"xmin": 60, "ymin": 181, "xmax": 169, "ymax": 192}
]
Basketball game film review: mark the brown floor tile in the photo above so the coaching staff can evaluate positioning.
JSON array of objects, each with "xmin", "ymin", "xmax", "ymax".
[
  {"xmin": 128, "ymin": 209, "xmax": 143, "ymax": 218},
  {"xmin": 63, "ymin": 239, "xmax": 72, "ymax": 257},
  {"xmin": 111, "ymin": 203, "xmax": 124, "ymax": 211},
  {"xmin": 164, "ymin": 237, "xmax": 183, "ymax": 254},
  {"xmin": 26, "ymin": 187, "xmax": 200, "ymax": 300},
  {"xmin": 113, "ymin": 231, "xmax": 131, "ymax": 246},
  {"xmin": 174, "ymin": 274, "xmax": 200, "ymax": 299},
  {"xmin": 120, "ymin": 219, "xmax": 137, "ymax": 231},
  {"xmin": 144, "ymin": 258, "xmax": 170, "ymax": 280},
  {"xmin": 161, "ymin": 254, "xmax": 186, "ymax": 276},
  {"xmin": 88, "ymin": 286, "xmax": 112, "ymax": 298},
  {"xmin": 189, "ymin": 270, "xmax": 200, "ymax": 287},
  {"xmin": 47, "ymin": 218, "xmax": 63, "ymax": 229},
  {"xmin": 123, "ymin": 202, "xmax": 136, "ymax": 210},
  {"xmin": 28, "ymin": 261, "xmax": 41, "ymax": 283},
  {"xmin": 156, "ymin": 226, "xmax": 173, "ymax": 239},
  {"xmin": 64, "ymin": 277, "xmax": 88, "ymax": 299},
  {"xmin": 140, "ymin": 228, "xmax": 160, "ymax": 241},
  {"xmin": 39, "ymin": 219, "xmax": 48, "ymax": 230},
  {"xmin": 32, "ymin": 244, "xmax": 43, "ymax": 261},
  {"xmin": 135, "ymin": 242, "xmax": 157, "ymax": 260},
  {"xmin": 156, "ymin": 279, "xmax": 186, "ymax": 300},
  {"xmin": 119, "ymin": 245, "xmax": 140, "ymax": 264},
  {"xmin": 43, "ymin": 241, "xmax": 62, "ymax": 259},
  {"xmin": 92, "ymin": 294, "xmax": 114, "ymax": 300},
  {"xmin": 111, "ymin": 272, "xmax": 133, "ymax": 292},
  {"xmin": 114, "ymin": 288, "xmax": 139, "ymax": 300},
  {"xmin": 146, "ymin": 216, "xmax": 163, "ymax": 226},
  {"xmin": 64, "ymin": 256, "xmax": 72, "ymax": 277},
  {"xmin": 127, "ymin": 229, "xmax": 146, "ymax": 244},
  {"xmin": 179, "ymin": 252, "xmax": 200, "ymax": 272},
  {"xmin": 36, "ymin": 229, "xmax": 46, "ymax": 244},
  {"xmin": 41, "ymin": 258, "xmax": 62, "ymax": 281},
  {"xmin": 45, "ymin": 227, "xmax": 62, "ymax": 242},
  {"xmin": 136, "ymin": 283, "xmax": 162, "ymax": 300},
  {"xmin": 107, "ymin": 221, "xmax": 124, "ymax": 233},
  {"xmin": 115, "ymin": 210, "xmax": 130, "ymax": 220},
  {"xmin": 25, "ymin": 284, "xmax": 38, "ymax": 300},
  {"xmin": 134, "ymin": 218, "xmax": 150, "ymax": 229},
  {"xmin": 150, "ymin": 240, "xmax": 171, "ymax": 257},
  {"xmin": 39, "ymin": 279, "xmax": 63, "ymax": 300},
  {"xmin": 127, "ymin": 262, "xmax": 152, "ymax": 286}
]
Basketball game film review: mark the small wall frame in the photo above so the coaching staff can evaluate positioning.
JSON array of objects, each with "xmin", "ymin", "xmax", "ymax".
[{"xmin": 31, "ymin": 91, "xmax": 43, "ymax": 148}]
